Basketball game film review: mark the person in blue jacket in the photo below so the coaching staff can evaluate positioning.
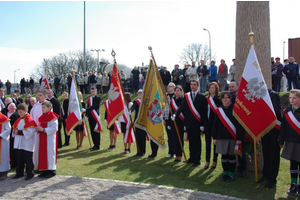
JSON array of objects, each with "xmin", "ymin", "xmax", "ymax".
[
  {"xmin": 283, "ymin": 57, "xmax": 300, "ymax": 91},
  {"xmin": 208, "ymin": 61, "xmax": 218, "ymax": 83}
]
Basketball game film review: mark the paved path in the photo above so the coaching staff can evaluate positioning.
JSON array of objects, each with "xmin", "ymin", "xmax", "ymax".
[{"xmin": 0, "ymin": 174, "xmax": 245, "ymax": 199}]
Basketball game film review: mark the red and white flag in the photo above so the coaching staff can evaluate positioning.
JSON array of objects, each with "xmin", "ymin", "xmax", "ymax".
[
  {"xmin": 122, "ymin": 104, "xmax": 136, "ymax": 143},
  {"xmin": 66, "ymin": 76, "xmax": 82, "ymax": 135},
  {"xmin": 233, "ymin": 45, "xmax": 277, "ymax": 141},
  {"xmin": 106, "ymin": 63, "xmax": 124, "ymax": 128},
  {"xmin": 40, "ymin": 69, "xmax": 50, "ymax": 91}
]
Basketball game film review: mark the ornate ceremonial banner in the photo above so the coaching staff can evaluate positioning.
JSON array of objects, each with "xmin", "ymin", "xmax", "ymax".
[
  {"xmin": 135, "ymin": 59, "xmax": 166, "ymax": 149},
  {"xmin": 233, "ymin": 45, "xmax": 277, "ymax": 141}
]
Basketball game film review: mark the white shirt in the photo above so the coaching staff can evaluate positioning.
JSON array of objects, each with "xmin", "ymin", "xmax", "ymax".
[{"xmin": 13, "ymin": 118, "xmax": 36, "ymax": 152}]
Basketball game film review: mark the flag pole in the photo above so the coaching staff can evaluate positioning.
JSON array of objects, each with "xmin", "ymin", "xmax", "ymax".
[
  {"xmin": 148, "ymin": 46, "xmax": 187, "ymax": 163},
  {"xmin": 249, "ymin": 27, "xmax": 258, "ymax": 182},
  {"xmin": 71, "ymin": 66, "xmax": 92, "ymax": 148},
  {"xmin": 111, "ymin": 50, "xmax": 140, "ymax": 155}
]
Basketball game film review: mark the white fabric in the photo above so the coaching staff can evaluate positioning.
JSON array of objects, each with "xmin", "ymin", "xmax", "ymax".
[
  {"xmin": 43, "ymin": 119, "xmax": 58, "ymax": 170},
  {"xmin": 13, "ymin": 118, "xmax": 36, "ymax": 152},
  {"xmin": 30, "ymin": 101, "xmax": 43, "ymax": 169},
  {"xmin": 0, "ymin": 121, "xmax": 10, "ymax": 172}
]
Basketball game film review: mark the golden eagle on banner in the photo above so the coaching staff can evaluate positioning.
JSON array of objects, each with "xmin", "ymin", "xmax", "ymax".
[{"xmin": 135, "ymin": 59, "xmax": 166, "ymax": 149}]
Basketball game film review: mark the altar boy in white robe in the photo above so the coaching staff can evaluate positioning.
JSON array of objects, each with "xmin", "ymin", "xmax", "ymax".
[
  {"xmin": 30, "ymin": 90, "xmax": 47, "ymax": 169},
  {"xmin": 12, "ymin": 103, "xmax": 37, "ymax": 181},
  {"xmin": 35, "ymin": 101, "xmax": 58, "ymax": 178},
  {"xmin": 0, "ymin": 106, "xmax": 11, "ymax": 181}
]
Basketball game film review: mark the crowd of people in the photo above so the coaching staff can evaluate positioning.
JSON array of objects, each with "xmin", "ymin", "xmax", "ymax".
[{"xmin": 0, "ymin": 58, "xmax": 300, "ymax": 196}]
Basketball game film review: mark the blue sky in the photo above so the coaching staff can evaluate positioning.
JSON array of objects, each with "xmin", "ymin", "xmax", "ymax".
[{"xmin": 0, "ymin": 1, "xmax": 300, "ymax": 84}]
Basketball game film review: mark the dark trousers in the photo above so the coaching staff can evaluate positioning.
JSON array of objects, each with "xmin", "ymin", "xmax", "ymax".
[
  {"xmin": 89, "ymin": 119, "xmax": 100, "ymax": 148},
  {"xmin": 237, "ymin": 147, "xmax": 247, "ymax": 173},
  {"xmin": 84, "ymin": 84, "xmax": 89, "ymax": 94},
  {"xmin": 171, "ymin": 119, "xmax": 184, "ymax": 157},
  {"xmin": 80, "ymin": 85, "xmax": 85, "ymax": 94},
  {"xmin": 204, "ymin": 121, "xmax": 218, "ymax": 162},
  {"xmin": 7, "ymin": 88, "xmax": 11, "ymax": 95},
  {"xmin": 96, "ymin": 85, "xmax": 101, "ymax": 93},
  {"xmin": 290, "ymin": 160, "xmax": 300, "ymax": 179},
  {"xmin": 150, "ymin": 140, "xmax": 159, "ymax": 156},
  {"xmin": 132, "ymin": 79, "xmax": 139, "ymax": 94},
  {"xmin": 261, "ymin": 131, "xmax": 280, "ymax": 182},
  {"xmin": 273, "ymin": 77, "xmax": 282, "ymax": 92},
  {"xmin": 16, "ymin": 149, "xmax": 34, "ymax": 176},
  {"xmin": 166, "ymin": 120, "xmax": 175, "ymax": 155},
  {"xmin": 287, "ymin": 77, "xmax": 300, "ymax": 90},
  {"xmin": 57, "ymin": 119, "xmax": 62, "ymax": 148},
  {"xmin": 10, "ymin": 137, "xmax": 17, "ymax": 168},
  {"xmin": 136, "ymin": 128, "xmax": 146, "ymax": 155},
  {"xmin": 62, "ymin": 120, "xmax": 70, "ymax": 145},
  {"xmin": 187, "ymin": 126, "xmax": 201, "ymax": 164},
  {"xmin": 221, "ymin": 154, "xmax": 237, "ymax": 173}
]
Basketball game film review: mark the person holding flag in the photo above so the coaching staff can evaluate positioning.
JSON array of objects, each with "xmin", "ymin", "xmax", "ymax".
[
  {"xmin": 85, "ymin": 87, "xmax": 102, "ymax": 151},
  {"xmin": 130, "ymin": 89, "xmax": 146, "ymax": 157},
  {"xmin": 279, "ymin": 89, "xmax": 300, "ymax": 196},
  {"xmin": 212, "ymin": 91, "xmax": 244, "ymax": 182},
  {"xmin": 172, "ymin": 80, "xmax": 206, "ymax": 167},
  {"xmin": 73, "ymin": 91, "xmax": 85, "ymax": 150},
  {"xmin": 120, "ymin": 92, "xmax": 134, "ymax": 154}
]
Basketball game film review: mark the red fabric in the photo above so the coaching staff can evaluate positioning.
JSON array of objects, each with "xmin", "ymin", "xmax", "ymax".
[
  {"xmin": 13, "ymin": 114, "xmax": 37, "ymax": 130},
  {"xmin": 219, "ymin": 64, "xmax": 224, "ymax": 73},
  {"xmin": 38, "ymin": 111, "xmax": 58, "ymax": 170},
  {"xmin": 106, "ymin": 63, "xmax": 124, "ymax": 128}
]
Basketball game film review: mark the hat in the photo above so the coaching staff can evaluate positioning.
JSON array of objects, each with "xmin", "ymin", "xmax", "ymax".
[{"xmin": 275, "ymin": 57, "xmax": 280, "ymax": 60}]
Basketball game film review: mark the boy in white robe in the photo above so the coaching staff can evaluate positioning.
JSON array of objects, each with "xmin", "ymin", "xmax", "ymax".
[
  {"xmin": 0, "ymin": 107, "xmax": 11, "ymax": 181},
  {"xmin": 12, "ymin": 103, "xmax": 37, "ymax": 181}
]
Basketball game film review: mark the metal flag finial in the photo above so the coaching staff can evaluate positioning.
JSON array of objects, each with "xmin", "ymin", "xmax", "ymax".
[
  {"xmin": 249, "ymin": 24, "xmax": 254, "ymax": 45},
  {"xmin": 111, "ymin": 49, "xmax": 116, "ymax": 58}
]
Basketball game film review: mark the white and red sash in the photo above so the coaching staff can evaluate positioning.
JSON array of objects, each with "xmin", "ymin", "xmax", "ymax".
[
  {"xmin": 284, "ymin": 111, "xmax": 300, "ymax": 135},
  {"xmin": 135, "ymin": 98, "xmax": 141, "ymax": 106},
  {"xmin": 207, "ymin": 96, "xmax": 217, "ymax": 113},
  {"xmin": 122, "ymin": 104, "xmax": 136, "ymax": 143},
  {"xmin": 171, "ymin": 98, "xmax": 184, "ymax": 122},
  {"xmin": 104, "ymin": 100, "xmax": 121, "ymax": 134},
  {"xmin": 274, "ymin": 120, "xmax": 281, "ymax": 130},
  {"xmin": 88, "ymin": 97, "xmax": 103, "ymax": 133},
  {"xmin": 216, "ymin": 107, "xmax": 242, "ymax": 156},
  {"xmin": 185, "ymin": 92, "xmax": 201, "ymax": 122}
]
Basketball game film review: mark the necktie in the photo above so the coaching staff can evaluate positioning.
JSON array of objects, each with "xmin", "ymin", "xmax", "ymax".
[{"xmin": 193, "ymin": 93, "xmax": 196, "ymax": 101}]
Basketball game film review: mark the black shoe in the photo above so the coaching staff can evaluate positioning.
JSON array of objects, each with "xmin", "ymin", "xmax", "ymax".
[
  {"xmin": 185, "ymin": 158, "xmax": 194, "ymax": 163},
  {"xmin": 38, "ymin": 171, "xmax": 48, "ymax": 178},
  {"xmin": 287, "ymin": 183, "xmax": 297, "ymax": 195},
  {"xmin": 148, "ymin": 154, "xmax": 157, "ymax": 158},
  {"xmin": 226, "ymin": 176, "xmax": 235, "ymax": 182},
  {"xmin": 11, "ymin": 174, "xmax": 24, "ymax": 179},
  {"xmin": 89, "ymin": 146, "xmax": 95, "ymax": 150},
  {"xmin": 191, "ymin": 163, "xmax": 200, "ymax": 167},
  {"xmin": 258, "ymin": 176, "xmax": 266, "ymax": 183},
  {"xmin": 133, "ymin": 153, "xmax": 140, "ymax": 157},
  {"xmin": 174, "ymin": 159, "xmax": 181, "ymax": 162},
  {"xmin": 63, "ymin": 144, "xmax": 69, "ymax": 147},
  {"xmin": 43, "ymin": 172, "xmax": 56, "ymax": 178},
  {"xmin": 90, "ymin": 147, "xmax": 99, "ymax": 151},
  {"xmin": 108, "ymin": 145, "xmax": 112, "ymax": 149},
  {"xmin": 239, "ymin": 171, "xmax": 246, "ymax": 177},
  {"xmin": 111, "ymin": 145, "xmax": 116, "ymax": 149},
  {"xmin": 140, "ymin": 153, "xmax": 145, "ymax": 157},
  {"xmin": 25, "ymin": 174, "xmax": 34, "ymax": 181},
  {"xmin": 265, "ymin": 181, "xmax": 276, "ymax": 188},
  {"xmin": 297, "ymin": 184, "xmax": 300, "ymax": 196},
  {"xmin": 221, "ymin": 174, "xmax": 228, "ymax": 181}
]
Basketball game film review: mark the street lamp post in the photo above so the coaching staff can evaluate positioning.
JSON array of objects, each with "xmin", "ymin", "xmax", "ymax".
[
  {"xmin": 14, "ymin": 69, "xmax": 20, "ymax": 88},
  {"xmin": 91, "ymin": 49, "xmax": 105, "ymax": 71},
  {"xmin": 203, "ymin": 28, "xmax": 211, "ymax": 62},
  {"xmin": 283, "ymin": 41, "xmax": 286, "ymax": 60}
]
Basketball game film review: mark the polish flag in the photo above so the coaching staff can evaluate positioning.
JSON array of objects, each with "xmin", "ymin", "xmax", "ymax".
[{"xmin": 233, "ymin": 45, "xmax": 277, "ymax": 141}]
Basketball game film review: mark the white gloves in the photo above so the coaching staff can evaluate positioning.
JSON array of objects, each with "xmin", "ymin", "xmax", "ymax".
[
  {"xmin": 82, "ymin": 108, "xmax": 86, "ymax": 112},
  {"xmin": 128, "ymin": 111, "xmax": 132, "ymax": 116},
  {"xmin": 200, "ymin": 126, "xmax": 204, "ymax": 132},
  {"xmin": 171, "ymin": 114, "xmax": 176, "ymax": 121},
  {"xmin": 167, "ymin": 126, "xmax": 171, "ymax": 130}
]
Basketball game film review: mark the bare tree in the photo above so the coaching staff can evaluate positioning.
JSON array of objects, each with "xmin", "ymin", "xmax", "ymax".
[
  {"xmin": 179, "ymin": 43, "xmax": 213, "ymax": 66},
  {"xmin": 29, "ymin": 50, "xmax": 98, "ymax": 82},
  {"xmin": 235, "ymin": 1, "xmax": 271, "ymax": 87}
]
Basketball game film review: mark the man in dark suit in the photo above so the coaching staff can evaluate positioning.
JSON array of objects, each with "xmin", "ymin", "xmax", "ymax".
[
  {"xmin": 86, "ymin": 87, "xmax": 101, "ymax": 151},
  {"xmin": 47, "ymin": 89, "xmax": 63, "ymax": 148},
  {"xmin": 172, "ymin": 80, "xmax": 205, "ymax": 167},
  {"xmin": 0, "ymin": 88, "xmax": 6, "ymax": 110}
]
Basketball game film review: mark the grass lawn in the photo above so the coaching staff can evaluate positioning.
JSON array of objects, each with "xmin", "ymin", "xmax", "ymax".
[{"xmin": 11, "ymin": 93, "xmax": 298, "ymax": 200}]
